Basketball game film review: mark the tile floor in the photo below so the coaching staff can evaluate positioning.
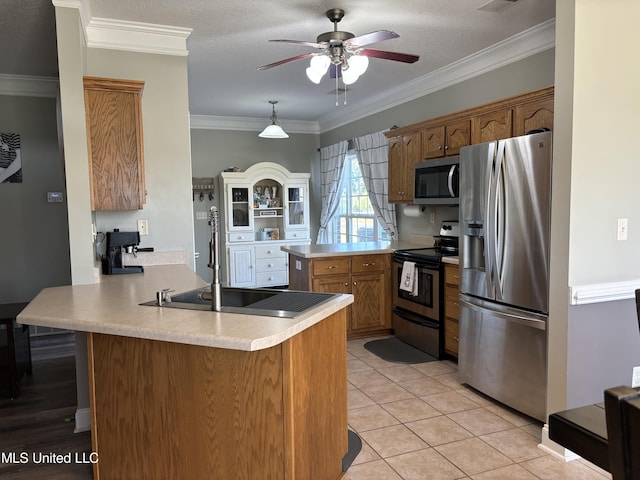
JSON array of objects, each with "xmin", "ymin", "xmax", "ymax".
[{"xmin": 345, "ymin": 337, "xmax": 612, "ymax": 480}]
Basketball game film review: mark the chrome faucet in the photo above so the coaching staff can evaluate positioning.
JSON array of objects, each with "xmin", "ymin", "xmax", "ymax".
[{"xmin": 208, "ymin": 206, "xmax": 222, "ymax": 311}]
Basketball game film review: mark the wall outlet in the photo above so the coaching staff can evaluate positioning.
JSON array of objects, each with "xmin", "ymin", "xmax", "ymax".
[
  {"xmin": 632, "ymin": 366, "xmax": 640, "ymax": 388},
  {"xmin": 137, "ymin": 219, "xmax": 149, "ymax": 236},
  {"xmin": 617, "ymin": 218, "xmax": 628, "ymax": 241},
  {"xmin": 91, "ymin": 222, "xmax": 97, "ymax": 242},
  {"xmin": 430, "ymin": 212, "xmax": 436, "ymax": 224}
]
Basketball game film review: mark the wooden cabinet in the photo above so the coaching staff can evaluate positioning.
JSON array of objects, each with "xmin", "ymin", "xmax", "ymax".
[
  {"xmin": 444, "ymin": 263, "xmax": 460, "ymax": 358},
  {"xmin": 83, "ymin": 77, "xmax": 146, "ymax": 211},
  {"xmin": 471, "ymin": 109, "xmax": 513, "ymax": 144},
  {"xmin": 290, "ymin": 253, "xmax": 391, "ymax": 337},
  {"xmin": 386, "ymin": 86, "xmax": 554, "ymax": 203},
  {"xmin": 422, "ymin": 120, "xmax": 470, "ymax": 159},
  {"xmin": 388, "ymin": 132, "xmax": 421, "ymax": 203},
  {"xmin": 514, "ymin": 96, "xmax": 554, "ymax": 136}
]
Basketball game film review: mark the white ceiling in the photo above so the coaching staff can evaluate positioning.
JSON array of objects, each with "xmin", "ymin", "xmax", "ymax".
[{"xmin": 2, "ymin": 0, "xmax": 555, "ymax": 130}]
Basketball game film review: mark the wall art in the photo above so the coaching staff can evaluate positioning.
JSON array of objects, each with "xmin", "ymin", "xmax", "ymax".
[{"xmin": 0, "ymin": 133, "xmax": 22, "ymax": 183}]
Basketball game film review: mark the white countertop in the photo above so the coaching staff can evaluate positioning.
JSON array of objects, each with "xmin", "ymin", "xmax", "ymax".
[
  {"xmin": 17, "ymin": 265, "xmax": 353, "ymax": 352},
  {"xmin": 281, "ymin": 241, "xmax": 427, "ymax": 258}
]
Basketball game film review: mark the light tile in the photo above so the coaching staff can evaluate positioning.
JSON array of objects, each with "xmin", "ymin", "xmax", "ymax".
[
  {"xmin": 520, "ymin": 455, "xmax": 612, "ymax": 479},
  {"xmin": 351, "ymin": 440, "xmax": 381, "ymax": 466},
  {"xmin": 455, "ymin": 387, "xmax": 496, "ymax": 407},
  {"xmin": 433, "ymin": 372, "xmax": 466, "ymax": 390},
  {"xmin": 348, "ymin": 404, "xmax": 400, "ymax": 432},
  {"xmin": 435, "ymin": 437, "xmax": 512, "ymax": 476},
  {"xmin": 448, "ymin": 407, "xmax": 514, "ymax": 436},
  {"xmin": 348, "ymin": 357, "xmax": 375, "ymax": 373},
  {"xmin": 406, "ymin": 415, "xmax": 474, "ymax": 446},
  {"xmin": 360, "ymin": 424, "xmax": 429, "ymax": 458},
  {"xmin": 386, "ymin": 448, "xmax": 466, "ymax": 480},
  {"xmin": 377, "ymin": 364, "xmax": 426, "ymax": 382},
  {"xmin": 412, "ymin": 361, "xmax": 457, "ymax": 377},
  {"xmin": 480, "ymin": 427, "xmax": 547, "ymax": 462},
  {"xmin": 398, "ymin": 376, "xmax": 451, "ymax": 396},
  {"xmin": 381, "ymin": 398, "xmax": 442, "ymax": 423},
  {"xmin": 471, "ymin": 463, "xmax": 539, "ymax": 480},
  {"xmin": 344, "ymin": 459, "xmax": 402, "ymax": 480},
  {"xmin": 348, "ymin": 369, "xmax": 394, "ymax": 389},
  {"xmin": 421, "ymin": 390, "xmax": 481, "ymax": 414},
  {"xmin": 348, "ymin": 388, "xmax": 376, "ymax": 410},
  {"xmin": 485, "ymin": 403, "xmax": 537, "ymax": 427},
  {"xmin": 519, "ymin": 422, "xmax": 544, "ymax": 441},
  {"xmin": 360, "ymin": 383, "xmax": 415, "ymax": 404}
]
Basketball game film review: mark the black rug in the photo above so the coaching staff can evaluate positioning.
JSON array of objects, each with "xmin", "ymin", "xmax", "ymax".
[
  {"xmin": 364, "ymin": 337, "xmax": 438, "ymax": 364},
  {"xmin": 342, "ymin": 430, "xmax": 362, "ymax": 472}
]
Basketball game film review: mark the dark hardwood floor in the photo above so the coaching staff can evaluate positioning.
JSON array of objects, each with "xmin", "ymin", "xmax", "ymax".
[{"xmin": 0, "ymin": 335, "xmax": 93, "ymax": 479}]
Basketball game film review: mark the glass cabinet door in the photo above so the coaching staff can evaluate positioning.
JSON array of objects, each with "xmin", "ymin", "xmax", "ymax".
[
  {"xmin": 227, "ymin": 185, "xmax": 252, "ymax": 231},
  {"xmin": 285, "ymin": 185, "xmax": 307, "ymax": 229}
]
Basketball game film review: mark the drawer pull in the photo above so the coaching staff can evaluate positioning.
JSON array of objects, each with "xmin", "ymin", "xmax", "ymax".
[
  {"xmin": 454, "ymin": 302, "xmax": 459, "ymax": 307},
  {"xmin": 267, "ymin": 263, "xmax": 273, "ymax": 268},
  {"xmin": 454, "ymin": 336, "xmax": 459, "ymax": 342},
  {"xmin": 267, "ymin": 250, "xmax": 272, "ymax": 254},
  {"xmin": 362, "ymin": 262, "xmax": 376, "ymax": 267},
  {"xmin": 326, "ymin": 265, "xmax": 338, "ymax": 269}
]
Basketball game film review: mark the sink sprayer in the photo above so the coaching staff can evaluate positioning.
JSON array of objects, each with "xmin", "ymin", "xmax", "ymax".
[{"xmin": 208, "ymin": 206, "xmax": 222, "ymax": 311}]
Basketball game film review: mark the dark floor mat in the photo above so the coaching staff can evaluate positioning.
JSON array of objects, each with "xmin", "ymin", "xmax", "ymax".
[
  {"xmin": 342, "ymin": 430, "xmax": 362, "ymax": 472},
  {"xmin": 364, "ymin": 337, "xmax": 438, "ymax": 364}
]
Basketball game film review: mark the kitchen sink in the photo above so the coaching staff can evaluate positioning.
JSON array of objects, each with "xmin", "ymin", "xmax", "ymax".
[{"xmin": 140, "ymin": 286, "xmax": 338, "ymax": 318}]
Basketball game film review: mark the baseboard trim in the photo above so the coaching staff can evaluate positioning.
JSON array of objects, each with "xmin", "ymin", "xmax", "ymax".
[
  {"xmin": 74, "ymin": 407, "xmax": 91, "ymax": 433},
  {"xmin": 539, "ymin": 423, "xmax": 580, "ymax": 462}
]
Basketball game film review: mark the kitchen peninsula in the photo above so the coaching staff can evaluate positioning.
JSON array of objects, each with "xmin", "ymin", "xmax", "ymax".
[{"xmin": 17, "ymin": 265, "xmax": 353, "ymax": 480}]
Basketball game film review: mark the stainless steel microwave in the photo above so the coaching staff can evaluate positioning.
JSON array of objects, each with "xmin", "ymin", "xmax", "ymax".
[{"xmin": 414, "ymin": 157, "xmax": 459, "ymax": 205}]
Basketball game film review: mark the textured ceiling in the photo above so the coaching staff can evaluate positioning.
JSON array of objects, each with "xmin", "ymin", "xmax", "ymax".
[{"xmin": 1, "ymin": 0, "xmax": 555, "ymax": 126}]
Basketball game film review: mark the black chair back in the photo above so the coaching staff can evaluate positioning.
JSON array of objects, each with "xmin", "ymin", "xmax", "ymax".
[
  {"xmin": 635, "ymin": 289, "xmax": 640, "ymax": 331},
  {"xmin": 605, "ymin": 386, "xmax": 640, "ymax": 479}
]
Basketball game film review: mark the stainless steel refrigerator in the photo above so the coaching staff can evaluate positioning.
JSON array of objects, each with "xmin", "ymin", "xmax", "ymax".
[{"xmin": 458, "ymin": 131, "xmax": 552, "ymax": 422}]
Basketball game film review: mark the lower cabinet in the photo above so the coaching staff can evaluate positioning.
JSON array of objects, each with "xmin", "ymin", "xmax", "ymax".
[
  {"xmin": 290, "ymin": 253, "xmax": 391, "ymax": 337},
  {"xmin": 444, "ymin": 263, "xmax": 460, "ymax": 358},
  {"xmin": 227, "ymin": 241, "xmax": 308, "ymax": 287}
]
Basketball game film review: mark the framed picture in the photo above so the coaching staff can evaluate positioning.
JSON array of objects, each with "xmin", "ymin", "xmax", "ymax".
[
  {"xmin": 264, "ymin": 227, "xmax": 280, "ymax": 240},
  {"xmin": 0, "ymin": 133, "xmax": 22, "ymax": 183}
]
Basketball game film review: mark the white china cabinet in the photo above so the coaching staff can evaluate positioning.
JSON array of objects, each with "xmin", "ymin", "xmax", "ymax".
[{"xmin": 221, "ymin": 163, "xmax": 310, "ymax": 287}]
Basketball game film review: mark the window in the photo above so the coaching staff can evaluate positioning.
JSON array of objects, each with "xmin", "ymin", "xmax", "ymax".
[{"xmin": 328, "ymin": 152, "xmax": 389, "ymax": 243}]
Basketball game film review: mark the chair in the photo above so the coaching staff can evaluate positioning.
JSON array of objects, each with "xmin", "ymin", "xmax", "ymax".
[
  {"xmin": 635, "ymin": 289, "xmax": 639, "ymax": 330},
  {"xmin": 604, "ymin": 386, "xmax": 640, "ymax": 479}
]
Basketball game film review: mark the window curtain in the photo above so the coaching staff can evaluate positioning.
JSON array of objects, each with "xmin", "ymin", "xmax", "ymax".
[
  {"xmin": 353, "ymin": 131, "xmax": 397, "ymax": 240},
  {"xmin": 316, "ymin": 140, "xmax": 349, "ymax": 244}
]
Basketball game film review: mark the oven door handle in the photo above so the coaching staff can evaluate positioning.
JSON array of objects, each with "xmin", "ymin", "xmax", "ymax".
[
  {"xmin": 394, "ymin": 308, "xmax": 439, "ymax": 328},
  {"xmin": 393, "ymin": 260, "xmax": 439, "ymax": 271}
]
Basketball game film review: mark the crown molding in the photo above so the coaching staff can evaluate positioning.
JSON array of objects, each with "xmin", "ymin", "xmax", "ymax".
[
  {"xmin": 85, "ymin": 17, "xmax": 192, "ymax": 56},
  {"xmin": 190, "ymin": 114, "xmax": 320, "ymax": 135},
  {"xmin": 317, "ymin": 18, "xmax": 556, "ymax": 133},
  {"xmin": 0, "ymin": 74, "xmax": 59, "ymax": 98}
]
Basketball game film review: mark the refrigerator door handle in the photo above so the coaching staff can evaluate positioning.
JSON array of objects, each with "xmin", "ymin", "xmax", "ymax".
[
  {"xmin": 494, "ymin": 141, "xmax": 507, "ymax": 300},
  {"xmin": 447, "ymin": 164, "xmax": 457, "ymax": 197},
  {"xmin": 460, "ymin": 297, "xmax": 547, "ymax": 331}
]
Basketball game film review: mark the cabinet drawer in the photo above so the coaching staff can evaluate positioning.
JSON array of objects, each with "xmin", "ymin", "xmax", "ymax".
[
  {"xmin": 445, "ymin": 291, "xmax": 460, "ymax": 320},
  {"xmin": 256, "ymin": 257, "xmax": 287, "ymax": 272},
  {"xmin": 256, "ymin": 270, "xmax": 288, "ymax": 286},
  {"xmin": 226, "ymin": 232, "xmax": 253, "ymax": 243},
  {"xmin": 312, "ymin": 258, "xmax": 350, "ymax": 277},
  {"xmin": 284, "ymin": 230, "xmax": 308, "ymax": 241},
  {"xmin": 255, "ymin": 244, "xmax": 286, "ymax": 259},
  {"xmin": 351, "ymin": 254, "xmax": 385, "ymax": 273},
  {"xmin": 444, "ymin": 264, "xmax": 460, "ymax": 286}
]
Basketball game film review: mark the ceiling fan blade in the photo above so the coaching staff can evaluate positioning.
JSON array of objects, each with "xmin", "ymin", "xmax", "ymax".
[
  {"xmin": 359, "ymin": 48, "xmax": 420, "ymax": 64},
  {"xmin": 269, "ymin": 39, "xmax": 326, "ymax": 49},
  {"xmin": 345, "ymin": 30, "xmax": 399, "ymax": 47},
  {"xmin": 257, "ymin": 53, "xmax": 314, "ymax": 71}
]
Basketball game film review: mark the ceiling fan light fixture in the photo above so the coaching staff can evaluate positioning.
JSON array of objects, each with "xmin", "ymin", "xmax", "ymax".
[
  {"xmin": 258, "ymin": 100, "xmax": 289, "ymax": 139},
  {"xmin": 349, "ymin": 55, "xmax": 369, "ymax": 76}
]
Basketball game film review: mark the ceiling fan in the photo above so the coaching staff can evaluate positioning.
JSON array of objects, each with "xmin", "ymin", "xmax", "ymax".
[{"xmin": 257, "ymin": 8, "xmax": 419, "ymax": 87}]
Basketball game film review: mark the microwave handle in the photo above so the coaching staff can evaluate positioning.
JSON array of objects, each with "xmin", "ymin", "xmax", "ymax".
[{"xmin": 447, "ymin": 164, "xmax": 457, "ymax": 197}]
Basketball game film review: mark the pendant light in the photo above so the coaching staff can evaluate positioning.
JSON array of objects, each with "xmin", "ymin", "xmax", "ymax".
[{"xmin": 258, "ymin": 100, "xmax": 289, "ymax": 139}]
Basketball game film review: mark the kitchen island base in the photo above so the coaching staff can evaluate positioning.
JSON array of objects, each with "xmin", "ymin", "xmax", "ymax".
[{"xmin": 87, "ymin": 309, "xmax": 348, "ymax": 479}]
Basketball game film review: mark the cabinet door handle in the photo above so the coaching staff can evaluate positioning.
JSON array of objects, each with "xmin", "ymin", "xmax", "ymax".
[
  {"xmin": 438, "ymin": 146, "xmax": 442, "ymax": 150},
  {"xmin": 353, "ymin": 281, "xmax": 357, "ymax": 286},
  {"xmin": 267, "ymin": 250, "xmax": 272, "ymax": 254},
  {"xmin": 267, "ymin": 263, "xmax": 273, "ymax": 268},
  {"xmin": 344, "ymin": 282, "xmax": 349, "ymax": 286}
]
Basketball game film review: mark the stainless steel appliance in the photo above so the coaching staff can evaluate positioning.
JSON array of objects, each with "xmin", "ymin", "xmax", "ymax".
[
  {"xmin": 392, "ymin": 221, "xmax": 459, "ymax": 358},
  {"xmin": 414, "ymin": 157, "xmax": 459, "ymax": 205},
  {"xmin": 458, "ymin": 131, "xmax": 552, "ymax": 421}
]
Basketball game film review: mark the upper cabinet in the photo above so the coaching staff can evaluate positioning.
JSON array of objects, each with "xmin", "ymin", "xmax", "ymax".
[
  {"xmin": 385, "ymin": 86, "xmax": 553, "ymax": 203},
  {"xmin": 388, "ymin": 131, "xmax": 421, "ymax": 203},
  {"xmin": 471, "ymin": 109, "xmax": 513, "ymax": 144},
  {"xmin": 83, "ymin": 77, "xmax": 146, "ymax": 211}
]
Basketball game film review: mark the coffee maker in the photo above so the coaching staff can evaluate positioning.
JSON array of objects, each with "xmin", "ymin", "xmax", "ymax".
[{"xmin": 102, "ymin": 230, "xmax": 144, "ymax": 275}]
